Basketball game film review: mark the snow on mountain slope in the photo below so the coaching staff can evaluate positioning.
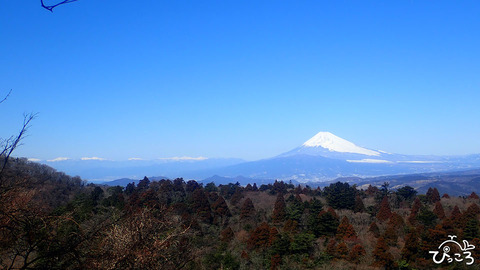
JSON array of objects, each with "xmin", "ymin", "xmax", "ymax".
[{"xmin": 302, "ymin": 132, "xmax": 380, "ymax": 156}]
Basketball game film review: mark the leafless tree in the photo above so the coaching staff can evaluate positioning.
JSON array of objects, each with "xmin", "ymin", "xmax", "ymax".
[
  {"xmin": 41, "ymin": 0, "xmax": 78, "ymax": 12},
  {"xmin": 0, "ymin": 91, "xmax": 36, "ymax": 178}
]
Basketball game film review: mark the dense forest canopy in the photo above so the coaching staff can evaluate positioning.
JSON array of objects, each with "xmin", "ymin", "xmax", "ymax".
[{"xmin": 1, "ymin": 158, "xmax": 480, "ymax": 269}]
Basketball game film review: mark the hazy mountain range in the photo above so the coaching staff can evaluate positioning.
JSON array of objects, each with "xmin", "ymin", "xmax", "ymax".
[{"xmin": 36, "ymin": 131, "xmax": 480, "ymax": 184}]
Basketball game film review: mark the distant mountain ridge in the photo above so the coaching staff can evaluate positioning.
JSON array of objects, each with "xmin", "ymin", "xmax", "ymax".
[
  {"xmin": 37, "ymin": 131, "xmax": 480, "ymax": 183},
  {"xmin": 197, "ymin": 131, "xmax": 480, "ymax": 182}
]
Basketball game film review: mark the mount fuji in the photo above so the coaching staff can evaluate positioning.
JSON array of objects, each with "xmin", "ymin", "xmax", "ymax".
[
  {"xmin": 200, "ymin": 131, "xmax": 480, "ymax": 182},
  {"xmin": 40, "ymin": 131, "xmax": 480, "ymax": 184}
]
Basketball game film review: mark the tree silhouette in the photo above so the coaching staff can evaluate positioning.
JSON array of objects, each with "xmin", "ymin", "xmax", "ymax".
[{"xmin": 0, "ymin": 92, "xmax": 36, "ymax": 179}]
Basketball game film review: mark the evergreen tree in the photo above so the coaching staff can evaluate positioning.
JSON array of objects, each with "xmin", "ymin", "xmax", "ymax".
[
  {"xmin": 310, "ymin": 208, "xmax": 339, "ymax": 237},
  {"xmin": 137, "ymin": 176, "xmax": 150, "ymax": 190},
  {"xmin": 401, "ymin": 232, "xmax": 419, "ymax": 263},
  {"xmin": 383, "ymin": 225, "xmax": 398, "ymax": 246},
  {"xmin": 185, "ymin": 180, "xmax": 201, "ymax": 193},
  {"xmin": 463, "ymin": 218, "xmax": 480, "ymax": 240},
  {"xmin": 396, "ymin": 186, "xmax": 417, "ymax": 201},
  {"xmin": 426, "ymin": 187, "xmax": 440, "ymax": 204},
  {"xmin": 212, "ymin": 196, "xmax": 231, "ymax": 217},
  {"xmin": 240, "ymin": 198, "xmax": 255, "ymax": 220},
  {"xmin": 348, "ymin": 244, "xmax": 366, "ymax": 263},
  {"xmin": 372, "ymin": 237, "xmax": 395, "ymax": 268},
  {"xmin": 376, "ymin": 196, "xmax": 392, "ymax": 222},
  {"xmin": 450, "ymin": 205, "xmax": 462, "ymax": 227},
  {"xmin": 286, "ymin": 194, "xmax": 304, "ymax": 221},
  {"xmin": 336, "ymin": 216, "xmax": 357, "ymax": 240},
  {"xmin": 192, "ymin": 189, "xmax": 213, "ymax": 223},
  {"xmin": 247, "ymin": 222, "xmax": 274, "ymax": 250},
  {"xmin": 271, "ymin": 193, "xmax": 286, "ymax": 223},
  {"xmin": 408, "ymin": 197, "xmax": 422, "ymax": 224},
  {"xmin": 417, "ymin": 207, "xmax": 437, "ymax": 228},
  {"xmin": 433, "ymin": 201, "xmax": 446, "ymax": 219},
  {"xmin": 469, "ymin": 192, "xmax": 479, "ymax": 199},
  {"xmin": 230, "ymin": 189, "xmax": 244, "ymax": 206},
  {"xmin": 324, "ymin": 182, "xmax": 356, "ymax": 210},
  {"xmin": 354, "ymin": 195, "xmax": 365, "ymax": 213},
  {"xmin": 336, "ymin": 242, "xmax": 349, "ymax": 260}
]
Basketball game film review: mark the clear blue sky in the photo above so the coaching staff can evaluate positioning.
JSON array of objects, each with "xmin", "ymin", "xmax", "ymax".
[{"xmin": 1, "ymin": 1, "xmax": 479, "ymax": 161}]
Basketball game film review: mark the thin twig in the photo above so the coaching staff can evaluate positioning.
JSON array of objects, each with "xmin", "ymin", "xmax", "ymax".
[
  {"xmin": 41, "ymin": 0, "xmax": 78, "ymax": 12},
  {"xmin": 0, "ymin": 90, "xmax": 12, "ymax": 104}
]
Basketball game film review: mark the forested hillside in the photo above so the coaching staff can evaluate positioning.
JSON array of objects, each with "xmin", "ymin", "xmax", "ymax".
[{"xmin": 1, "ymin": 158, "xmax": 480, "ymax": 269}]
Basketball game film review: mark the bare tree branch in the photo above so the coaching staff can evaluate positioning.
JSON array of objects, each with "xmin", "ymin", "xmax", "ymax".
[
  {"xmin": 0, "ymin": 90, "xmax": 12, "ymax": 105},
  {"xmin": 41, "ymin": 0, "xmax": 78, "ymax": 12},
  {"xmin": 0, "ymin": 113, "xmax": 37, "ymax": 177}
]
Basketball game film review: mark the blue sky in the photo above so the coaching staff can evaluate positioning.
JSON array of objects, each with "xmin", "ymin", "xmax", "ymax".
[{"xmin": 1, "ymin": 1, "xmax": 479, "ymax": 161}]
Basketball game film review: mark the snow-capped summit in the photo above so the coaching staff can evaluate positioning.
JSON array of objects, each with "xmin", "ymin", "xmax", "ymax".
[{"xmin": 302, "ymin": 132, "xmax": 380, "ymax": 156}]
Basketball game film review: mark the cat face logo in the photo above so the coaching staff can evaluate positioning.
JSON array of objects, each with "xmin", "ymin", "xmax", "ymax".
[{"xmin": 429, "ymin": 235, "xmax": 475, "ymax": 265}]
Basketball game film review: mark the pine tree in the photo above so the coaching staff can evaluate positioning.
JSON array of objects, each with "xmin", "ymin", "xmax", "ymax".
[
  {"xmin": 324, "ymin": 182, "xmax": 356, "ymax": 210},
  {"xmin": 348, "ymin": 244, "xmax": 366, "ymax": 263},
  {"xmin": 286, "ymin": 194, "xmax": 304, "ymax": 222},
  {"xmin": 247, "ymin": 222, "xmax": 272, "ymax": 250},
  {"xmin": 192, "ymin": 189, "xmax": 213, "ymax": 223},
  {"xmin": 336, "ymin": 216, "xmax": 357, "ymax": 240},
  {"xmin": 230, "ymin": 189, "xmax": 244, "ymax": 206},
  {"xmin": 401, "ymin": 232, "xmax": 419, "ymax": 263},
  {"xmin": 270, "ymin": 254, "xmax": 281, "ymax": 270},
  {"xmin": 240, "ymin": 198, "xmax": 255, "ymax": 220},
  {"xmin": 465, "ymin": 203, "xmax": 480, "ymax": 216},
  {"xmin": 336, "ymin": 242, "xmax": 349, "ymax": 260},
  {"xmin": 426, "ymin": 187, "xmax": 440, "ymax": 203},
  {"xmin": 365, "ymin": 185, "xmax": 379, "ymax": 197},
  {"xmin": 408, "ymin": 197, "xmax": 422, "ymax": 224},
  {"xmin": 212, "ymin": 196, "xmax": 231, "ymax": 217},
  {"xmin": 433, "ymin": 201, "xmax": 446, "ymax": 219},
  {"xmin": 354, "ymin": 195, "xmax": 365, "ymax": 213},
  {"xmin": 383, "ymin": 225, "xmax": 398, "ymax": 246},
  {"xmin": 372, "ymin": 237, "xmax": 395, "ymax": 268},
  {"xmin": 325, "ymin": 239, "xmax": 337, "ymax": 257},
  {"xmin": 283, "ymin": 219, "xmax": 298, "ymax": 232},
  {"xmin": 463, "ymin": 218, "xmax": 480, "ymax": 240},
  {"xmin": 388, "ymin": 212, "xmax": 405, "ymax": 227},
  {"xmin": 469, "ymin": 192, "xmax": 479, "ymax": 199},
  {"xmin": 377, "ymin": 196, "xmax": 392, "ymax": 222},
  {"xmin": 272, "ymin": 193, "xmax": 286, "ymax": 223},
  {"xmin": 311, "ymin": 208, "xmax": 339, "ymax": 237},
  {"xmin": 450, "ymin": 205, "xmax": 462, "ymax": 227}
]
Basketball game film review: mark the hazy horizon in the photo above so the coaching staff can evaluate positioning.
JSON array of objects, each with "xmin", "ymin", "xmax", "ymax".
[{"xmin": 2, "ymin": 1, "xmax": 480, "ymax": 161}]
